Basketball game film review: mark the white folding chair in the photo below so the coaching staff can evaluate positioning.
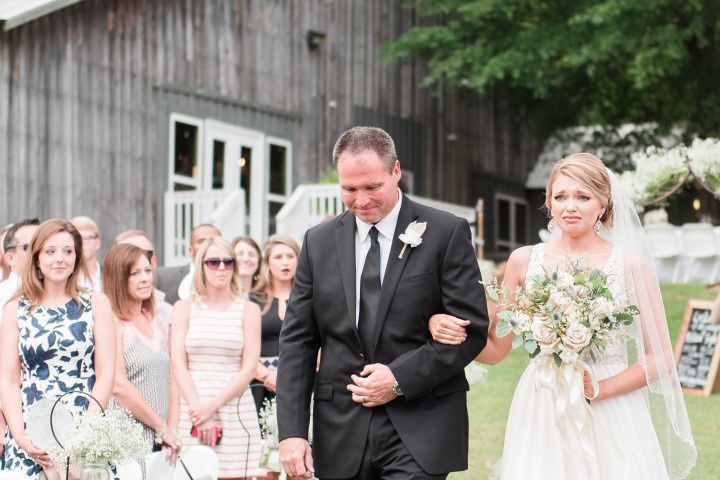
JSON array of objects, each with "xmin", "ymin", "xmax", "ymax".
[
  {"xmin": 0, "ymin": 472, "xmax": 28, "ymax": 480},
  {"xmin": 680, "ymin": 223, "xmax": 720, "ymax": 283},
  {"xmin": 644, "ymin": 224, "xmax": 683, "ymax": 283},
  {"xmin": 116, "ymin": 459, "xmax": 143, "ymax": 480},
  {"xmin": 174, "ymin": 445, "xmax": 219, "ymax": 480}
]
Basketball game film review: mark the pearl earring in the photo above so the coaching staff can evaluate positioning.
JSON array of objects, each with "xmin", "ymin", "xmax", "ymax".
[{"xmin": 547, "ymin": 219, "xmax": 557, "ymax": 233}]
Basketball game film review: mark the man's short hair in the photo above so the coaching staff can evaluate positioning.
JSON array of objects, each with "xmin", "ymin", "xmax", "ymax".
[
  {"xmin": 114, "ymin": 229, "xmax": 153, "ymax": 246},
  {"xmin": 332, "ymin": 126, "xmax": 398, "ymax": 172},
  {"xmin": 3, "ymin": 218, "xmax": 40, "ymax": 252},
  {"xmin": 70, "ymin": 216, "xmax": 99, "ymax": 236}
]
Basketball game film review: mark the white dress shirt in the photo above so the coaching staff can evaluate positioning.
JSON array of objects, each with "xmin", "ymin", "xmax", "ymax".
[
  {"xmin": 354, "ymin": 191, "xmax": 403, "ymax": 325},
  {"xmin": 177, "ymin": 263, "xmax": 195, "ymax": 300},
  {"xmin": 0, "ymin": 271, "xmax": 21, "ymax": 309}
]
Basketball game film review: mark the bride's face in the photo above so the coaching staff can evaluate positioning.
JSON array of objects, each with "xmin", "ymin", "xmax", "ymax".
[{"xmin": 549, "ymin": 174, "xmax": 605, "ymax": 237}]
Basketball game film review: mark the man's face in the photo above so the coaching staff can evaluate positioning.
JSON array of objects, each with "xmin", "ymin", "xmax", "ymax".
[
  {"xmin": 118, "ymin": 235, "xmax": 157, "ymax": 270},
  {"xmin": 337, "ymin": 149, "xmax": 401, "ymax": 224},
  {"xmin": 79, "ymin": 229, "xmax": 101, "ymax": 262},
  {"xmin": 7, "ymin": 225, "xmax": 39, "ymax": 274},
  {"xmin": 189, "ymin": 226, "xmax": 221, "ymax": 259}
]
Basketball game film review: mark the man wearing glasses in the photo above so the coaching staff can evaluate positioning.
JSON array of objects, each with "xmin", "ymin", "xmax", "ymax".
[
  {"xmin": 71, "ymin": 216, "xmax": 104, "ymax": 292},
  {"xmin": 0, "ymin": 218, "xmax": 40, "ymax": 309}
]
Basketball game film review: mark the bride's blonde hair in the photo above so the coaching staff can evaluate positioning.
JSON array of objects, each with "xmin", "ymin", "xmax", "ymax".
[{"xmin": 544, "ymin": 152, "xmax": 614, "ymax": 228}]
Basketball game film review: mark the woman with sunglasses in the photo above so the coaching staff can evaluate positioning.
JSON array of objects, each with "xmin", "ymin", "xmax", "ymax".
[{"xmin": 171, "ymin": 237, "xmax": 264, "ymax": 479}]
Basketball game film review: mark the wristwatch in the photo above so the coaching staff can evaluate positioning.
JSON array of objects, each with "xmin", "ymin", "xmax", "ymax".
[{"xmin": 392, "ymin": 381, "xmax": 404, "ymax": 397}]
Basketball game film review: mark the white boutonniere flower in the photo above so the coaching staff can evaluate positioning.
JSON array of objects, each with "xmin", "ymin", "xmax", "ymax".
[{"xmin": 398, "ymin": 220, "xmax": 427, "ymax": 259}]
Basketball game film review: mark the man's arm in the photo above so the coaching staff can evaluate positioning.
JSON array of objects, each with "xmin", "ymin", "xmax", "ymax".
[
  {"xmin": 388, "ymin": 218, "xmax": 489, "ymax": 399},
  {"xmin": 276, "ymin": 230, "xmax": 321, "ymax": 440}
]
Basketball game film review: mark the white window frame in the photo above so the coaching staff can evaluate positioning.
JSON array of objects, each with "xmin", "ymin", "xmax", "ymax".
[
  {"xmin": 495, "ymin": 193, "xmax": 529, "ymax": 251},
  {"xmin": 168, "ymin": 113, "xmax": 204, "ymax": 191},
  {"xmin": 265, "ymin": 136, "xmax": 293, "ymax": 236}
]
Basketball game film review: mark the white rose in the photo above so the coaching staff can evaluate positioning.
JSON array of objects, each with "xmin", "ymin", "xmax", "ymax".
[
  {"xmin": 559, "ymin": 348, "xmax": 580, "ymax": 364},
  {"xmin": 531, "ymin": 317, "xmax": 559, "ymax": 348},
  {"xmin": 555, "ymin": 272, "xmax": 574, "ymax": 290},
  {"xmin": 562, "ymin": 322, "xmax": 592, "ymax": 351},
  {"xmin": 592, "ymin": 297, "xmax": 615, "ymax": 319},
  {"xmin": 565, "ymin": 305, "xmax": 580, "ymax": 324},
  {"xmin": 573, "ymin": 285, "xmax": 590, "ymax": 298},
  {"xmin": 548, "ymin": 291, "xmax": 572, "ymax": 311}
]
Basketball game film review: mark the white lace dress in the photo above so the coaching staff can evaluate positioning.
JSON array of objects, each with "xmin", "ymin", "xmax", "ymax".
[{"xmin": 500, "ymin": 243, "xmax": 668, "ymax": 480}]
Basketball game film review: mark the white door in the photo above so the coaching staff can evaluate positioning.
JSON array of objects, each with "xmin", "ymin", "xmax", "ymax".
[{"xmin": 204, "ymin": 121, "xmax": 265, "ymax": 240}]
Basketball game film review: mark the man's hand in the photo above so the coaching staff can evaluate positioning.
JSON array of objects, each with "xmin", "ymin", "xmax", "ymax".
[
  {"xmin": 347, "ymin": 363, "xmax": 398, "ymax": 407},
  {"xmin": 280, "ymin": 437, "xmax": 314, "ymax": 479}
]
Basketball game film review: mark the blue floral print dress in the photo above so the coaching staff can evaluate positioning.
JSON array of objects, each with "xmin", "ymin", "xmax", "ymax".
[{"xmin": 3, "ymin": 293, "xmax": 96, "ymax": 478}]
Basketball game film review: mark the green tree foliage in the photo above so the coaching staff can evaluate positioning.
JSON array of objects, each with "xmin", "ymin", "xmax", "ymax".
[{"xmin": 386, "ymin": 0, "xmax": 720, "ymax": 136}]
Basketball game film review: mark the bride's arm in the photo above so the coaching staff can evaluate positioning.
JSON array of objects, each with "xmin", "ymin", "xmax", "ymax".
[
  {"xmin": 588, "ymin": 251, "xmax": 673, "ymax": 402},
  {"xmin": 429, "ymin": 246, "xmax": 532, "ymax": 365}
]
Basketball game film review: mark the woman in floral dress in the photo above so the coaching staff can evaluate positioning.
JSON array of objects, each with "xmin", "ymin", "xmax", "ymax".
[{"xmin": 0, "ymin": 219, "xmax": 116, "ymax": 478}]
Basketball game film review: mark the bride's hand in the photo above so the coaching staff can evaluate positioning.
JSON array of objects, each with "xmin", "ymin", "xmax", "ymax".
[{"xmin": 429, "ymin": 314, "xmax": 469, "ymax": 345}]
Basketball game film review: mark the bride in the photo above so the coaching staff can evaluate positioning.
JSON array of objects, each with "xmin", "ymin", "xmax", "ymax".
[{"xmin": 430, "ymin": 153, "xmax": 696, "ymax": 479}]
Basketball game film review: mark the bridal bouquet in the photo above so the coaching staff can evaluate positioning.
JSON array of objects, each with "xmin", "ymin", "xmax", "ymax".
[
  {"xmin": 51, "ymin": 406, "xmax": 146, "ymax": 474},
  {"xmin": 259, "ymin": 398, "xmax": 281, "ymax": 472},
  {"xmin": 488, "ymin": 257, "xmax": 639, "ymax": 367}
]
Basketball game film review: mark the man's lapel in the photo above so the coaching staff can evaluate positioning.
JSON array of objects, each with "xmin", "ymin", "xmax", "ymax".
[
  {"xmin": 335, "ymin": 212, "xmax": 363, "ymax": 348},
  {"xmin": 371, "ymin": 196, "xmax": 419, "ymax": 355}
]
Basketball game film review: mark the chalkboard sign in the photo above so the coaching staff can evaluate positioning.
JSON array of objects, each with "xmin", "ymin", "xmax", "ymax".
[{"xmin": 674, "ymin": 300, "xmax": 720, "ymax": 396}]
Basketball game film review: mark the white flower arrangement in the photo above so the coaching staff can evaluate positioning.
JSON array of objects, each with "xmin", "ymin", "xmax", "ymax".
[
  {"xmin": 620, "ymin": 145, "xmax": 688, "ymax": 208},
  {"xmin": 51, "ymin": 406, "xmax": 146, "ymax": 470},
  {"xmin": 687, "ymin": 137, "xmax": 720, "ymax": 197}
]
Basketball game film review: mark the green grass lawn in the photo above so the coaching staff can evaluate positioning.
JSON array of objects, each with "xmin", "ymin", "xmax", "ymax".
[{"xmin": 452, "ymin": 284, "xmax": 720, "ymax": 479}]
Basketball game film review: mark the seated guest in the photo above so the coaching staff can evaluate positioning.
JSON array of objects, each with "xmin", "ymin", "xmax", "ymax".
[
  {"xmin": 0, "ymin": 218, "xmax": 40, "ymax": 308},
  {"xmin": 231, "ymin": 235, "xmax": 262, "ymax": 292},
  {"xmin": 103, "ymin": 244, "xmax": 180, "ymax": 460},
  {"xmin": 115, "ymin": 229, "xmax": 173, "ymax": 332},
  {"xmin": 155, "ymin": 224, "xmax": 220, "ymax": 305},
  {"xmin": 0, "ymin": 219, "xmax": 115, "ymax": 479},
  {"xmin": 71, "ymin": 215, "xmax": 103, "ymax": 291}
]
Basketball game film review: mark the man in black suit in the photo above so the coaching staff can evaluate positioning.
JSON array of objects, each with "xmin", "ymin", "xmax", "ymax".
[
  {"xmin": 276, "ymin": 127, "xmax": 489, "ymax": 479},
  {"xmin": 155, "ymin": 223, "xmax": 220, "ymax": 305}
]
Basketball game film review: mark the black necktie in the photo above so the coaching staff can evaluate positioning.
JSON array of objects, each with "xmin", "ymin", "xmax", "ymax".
[{"xmin": 359, "ymin": 226, "xmax": 381, "ymax": 353}]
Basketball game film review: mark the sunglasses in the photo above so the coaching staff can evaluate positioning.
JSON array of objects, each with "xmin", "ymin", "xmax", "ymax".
[
  {"xmin": 203, "ymin": 257, "xmax": 236, "ymax": 270},
  {"xmin": 7, "ymin": 243, "xmax": 30, "ymax": 252}
]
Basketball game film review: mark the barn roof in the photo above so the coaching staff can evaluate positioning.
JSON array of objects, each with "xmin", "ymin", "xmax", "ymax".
[{"xmin": 0, "ymin": 0, "xmax": 82, "ymax": 31}]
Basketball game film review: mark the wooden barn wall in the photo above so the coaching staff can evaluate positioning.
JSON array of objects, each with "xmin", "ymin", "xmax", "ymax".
[{"xmin": 0, "ymin": 0, "xmax": 542, "ymax": 251}]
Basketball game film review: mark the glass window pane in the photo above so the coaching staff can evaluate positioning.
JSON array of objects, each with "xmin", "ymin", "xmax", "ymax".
[
  {"xmin": 268, "ymin": 201, "xmax": 284, "ymax": 235},
  {"xmin": 497, "ymin": 199, "xmax": 510, "ymax": 241},
  {"xmin": 515, "ymin": 203, "xmax": 527, "ymax": 244},
  {"xmin": 212, "ymin": 140, "xmax": 225, "ymax": 190},
  {"xmin": 239, "ymin": 146, "xmax": 252, "ymax": 207},
  {"xmin": 174, "ymin": 122, "xmax": 199, "ymax": 179},
  {"xmin": 173, "ymin": 182, "xmax": 195, "ymax": 191},
  {"xmin": 269, "ymin": 144, "xmax": 287, "ymax": 195}
]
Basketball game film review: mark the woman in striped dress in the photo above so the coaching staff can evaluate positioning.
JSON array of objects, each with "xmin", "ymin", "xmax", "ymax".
[
  {"xmin": 102, "ymin": 244, "xmax": 180, "ymax": 458},
  {"xmin": 172, "ymin": 236, "xmax": 263, "ymax": 479}
]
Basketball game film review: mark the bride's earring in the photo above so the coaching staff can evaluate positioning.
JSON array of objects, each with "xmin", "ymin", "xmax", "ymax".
[
  {"xmin": 547, "ymin": 218, "xmax": 557, "ymax": 233},
  {"xmin": 593, "ymin": 219, "xmax": 603, "ymax": 233}
]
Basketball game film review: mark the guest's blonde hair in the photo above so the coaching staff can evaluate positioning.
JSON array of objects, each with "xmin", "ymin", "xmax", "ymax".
[
  {"xmin": 70, "ymin": 215, "xmax": 100, "ymax": 236},
  {"xmin": 545, "ymin": 153, "xmax": 614, "ymax": 228},
  {"xmin": 253, "ymin": 234, "xmax": 300, "ymax": 314},
  {"xmin": 191, "ymin": 237, "xmax": 242, "ymax": 300}
]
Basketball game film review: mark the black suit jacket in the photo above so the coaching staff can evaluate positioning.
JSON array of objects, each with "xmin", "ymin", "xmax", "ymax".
[
  {"xmin": 154, "ymin": 264, "xmax": 189, "ymax": 306},
  {"xmin": 276, "ymin": 195, "xmax": 489, "ymax": 478}
]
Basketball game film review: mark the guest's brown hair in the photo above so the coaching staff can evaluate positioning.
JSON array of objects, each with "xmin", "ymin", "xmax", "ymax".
[
  {"xmin": 102, "ymin": 244, "xmax": 155, "ymax": 320},
  {"xmin": 19, "ymin": 219, "xmax": 89, "ymax": 306}
]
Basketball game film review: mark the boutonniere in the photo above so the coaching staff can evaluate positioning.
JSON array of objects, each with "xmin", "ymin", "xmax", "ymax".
[{"xmin": 398, "ymin": 220, "xmax": 427, "ymax": 259}]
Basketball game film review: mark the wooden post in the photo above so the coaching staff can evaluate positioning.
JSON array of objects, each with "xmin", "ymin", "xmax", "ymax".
[{"xmin": 476, "ymin": 198, "xmax": 484, "ymax": 259}]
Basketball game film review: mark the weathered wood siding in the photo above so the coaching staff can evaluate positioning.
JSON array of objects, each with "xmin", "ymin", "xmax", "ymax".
[{"xmin": 0, "ymin": 0, "xmax": 542, "ymax": 254}]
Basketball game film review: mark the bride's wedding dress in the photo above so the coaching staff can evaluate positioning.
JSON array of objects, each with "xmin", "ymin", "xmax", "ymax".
[{"xmin": 500, "ymin": 243, "xmax": 668, "ymax": 480}]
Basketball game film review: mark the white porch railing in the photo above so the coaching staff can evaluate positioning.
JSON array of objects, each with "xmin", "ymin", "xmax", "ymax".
[
  {"xmin": 163, "ymin": 189, "xmax": 246, "ymax": 266},
  {"xmin": 275, "ymin": 184, "xmax": 476, "ymax": 244}
]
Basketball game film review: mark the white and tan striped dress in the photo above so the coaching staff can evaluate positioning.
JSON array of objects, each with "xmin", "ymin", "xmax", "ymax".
[{"xmin": 178, "ymin": 299, "xmax": 263, "ymax": 477}]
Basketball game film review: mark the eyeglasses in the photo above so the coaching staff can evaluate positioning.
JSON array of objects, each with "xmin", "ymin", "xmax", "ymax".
[
  {"xmin": 7, "ymin": 243, "xmax": 30, "ymax": 252},
  {"xmin": 203, "ymin": 257, "xmax": 236, "ymax": 270}
]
